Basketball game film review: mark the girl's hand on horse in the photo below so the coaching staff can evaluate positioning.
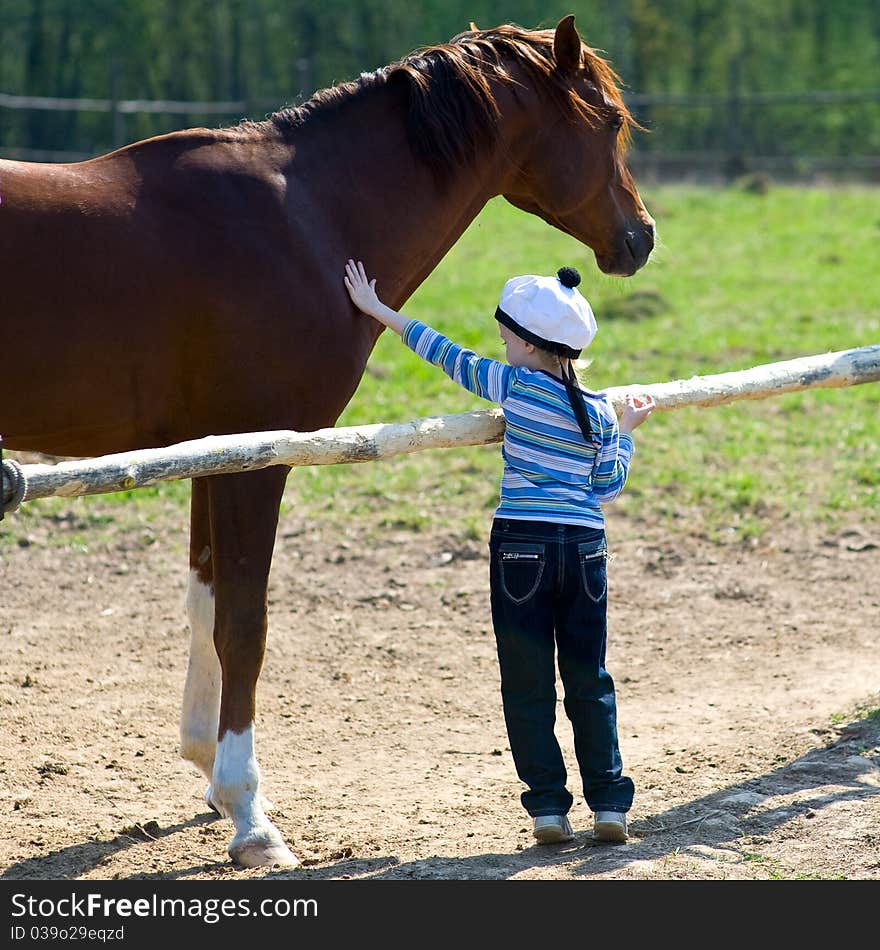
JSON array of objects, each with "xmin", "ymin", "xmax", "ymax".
[
  {"xmin": 344, "ymin": 259, "xmax": 382, "ymax": 317},
  {"xmin": 619, "ymin": 392, "xmax": 655, "ymax": 433},
  {"xmin": 344, "ymin": 260, "xmax": 409, "ymax": 336}
]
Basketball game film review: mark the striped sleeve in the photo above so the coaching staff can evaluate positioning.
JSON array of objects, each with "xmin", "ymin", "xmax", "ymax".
[
  {"xmin": 402, "ymin": 319, "xmax": 514, "ymax": 404},
  {"xmin": 590, "ymin": 401, "xmax": 634, "ymax": 503}
]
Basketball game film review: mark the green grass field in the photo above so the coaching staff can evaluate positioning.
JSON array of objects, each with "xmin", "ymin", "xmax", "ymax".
[
  {"xmin": 299, "ymin": 182, "xmax": 880, "ymax": 541},
  {"xmin": 8, "ymin": 182, "xmax": 880, "ymax": 546}
]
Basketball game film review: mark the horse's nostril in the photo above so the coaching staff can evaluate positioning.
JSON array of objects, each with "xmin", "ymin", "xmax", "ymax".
[
  {"xmin": 623, "ymin": 226, "xmax": 653, "ymax": 267},
  {"xmin": 631, "ymin": 223, "xmax": 655, "ymax": 253}
]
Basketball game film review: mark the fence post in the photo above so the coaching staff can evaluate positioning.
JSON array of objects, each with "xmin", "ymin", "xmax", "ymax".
[
  {"xmin": 725, "ymin": 46, "xmax": 746, "ymax": 178},
  {"xmin": 110, "ymin": 56, "xmax": 125, "ymax": 149}
]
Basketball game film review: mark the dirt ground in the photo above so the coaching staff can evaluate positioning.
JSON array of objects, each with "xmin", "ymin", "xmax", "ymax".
[{"xmin": 1, "ymin": 492, "xmax": 878, "ymax": 882}]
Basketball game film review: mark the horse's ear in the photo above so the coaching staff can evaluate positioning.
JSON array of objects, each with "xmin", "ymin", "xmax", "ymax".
[
  {"xmin": 469, "ymin": 21, "xmax": 478, "ymax": 32},
  {"xmin": 553, "ymin": 14, "xmax": 582, "ymax": 75}
]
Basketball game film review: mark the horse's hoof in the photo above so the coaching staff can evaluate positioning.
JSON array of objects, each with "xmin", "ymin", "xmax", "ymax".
[
  {"xmin": 229, "ymin": 829, "xmax": 300, "ymax": 869},
  {"xmin": 204, "ymin": 786, "xmax": 223, "ymax": 816}
]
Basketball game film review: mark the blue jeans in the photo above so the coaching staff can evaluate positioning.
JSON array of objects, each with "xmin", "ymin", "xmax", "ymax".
[{"xmin": 489, "ymin": 518, "xmax": 634, "ymax": 817}]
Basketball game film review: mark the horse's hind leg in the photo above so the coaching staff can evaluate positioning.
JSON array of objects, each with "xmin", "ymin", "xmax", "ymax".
[
  {"xmin": 207, "ymin": 466, "xmax": 297, "ymax": 868},
  {"xmin": 179, "ymin": 477, "xmax": 221, "ymax": 800}
]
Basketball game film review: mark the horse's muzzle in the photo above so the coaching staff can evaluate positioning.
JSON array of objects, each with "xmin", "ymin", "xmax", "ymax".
[{"xmin": 600, "ymin": 222, "xmax": 655, "ymax": 277}]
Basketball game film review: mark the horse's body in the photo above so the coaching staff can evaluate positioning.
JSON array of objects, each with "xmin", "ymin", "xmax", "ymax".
[{"xmin": 1, "ymin": 18, "xmax": 653, "ymax": 866}]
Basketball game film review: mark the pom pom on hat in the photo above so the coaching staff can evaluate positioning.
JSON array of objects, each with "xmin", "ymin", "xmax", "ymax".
[
  {"xmin": 557, "ymin": 266, "xmax": 581, "ymax": 288},
  {"xmin": 495, "ymin": 267, "xmax": 596, "ymax": 358}
]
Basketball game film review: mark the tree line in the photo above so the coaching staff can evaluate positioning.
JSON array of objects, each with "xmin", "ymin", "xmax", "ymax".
[{"xmin": 1, "ymin": 0, "xmax": 878, "ymax": 175}]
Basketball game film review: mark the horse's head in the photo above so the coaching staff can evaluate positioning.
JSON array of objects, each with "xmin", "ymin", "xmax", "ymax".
[
  {"xmin": 279, "ymin": 18, "xmax": 652, "ymax": 280},
  {"xmin": 493, "ymin": 16, "xmax": 655, "ymax": 277}
]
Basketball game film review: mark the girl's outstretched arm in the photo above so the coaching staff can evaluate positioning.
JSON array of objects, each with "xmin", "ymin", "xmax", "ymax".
[
  {"xmin": 344, "ymin": 260, "xmax": 512, "ymax": 403},
  {"xmin": 344, "ymin": 259, "xmax": 408, "ymax": 336}
]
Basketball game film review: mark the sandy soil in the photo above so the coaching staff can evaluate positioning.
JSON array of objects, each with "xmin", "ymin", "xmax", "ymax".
[{"xmin": 1, "ymin": 495, "xmax": 878, "ymax": 882}]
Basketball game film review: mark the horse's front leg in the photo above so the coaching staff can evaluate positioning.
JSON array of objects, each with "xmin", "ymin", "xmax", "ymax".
[
  {"xmin": 180, "ymin": 477, "xmax": 221, "ymax": 794},
  {"xmin": 206, "ymin": 466, "xmax": 297, "ymax": 868}
]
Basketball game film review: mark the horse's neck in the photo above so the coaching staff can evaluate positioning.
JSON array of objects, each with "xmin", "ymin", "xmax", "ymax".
[{"xmin": 286, "ymin": 84, "xmax": 516, "ymax": 310}]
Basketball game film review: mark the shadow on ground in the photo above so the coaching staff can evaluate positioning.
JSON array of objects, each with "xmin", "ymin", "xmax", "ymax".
[
  {"xmin": 290, "ymin": 706, "xmax": 880, "ymax": 881},
  {"xmin": 4, "ymin": 708, "xmax": 877, "ymax": 881}
]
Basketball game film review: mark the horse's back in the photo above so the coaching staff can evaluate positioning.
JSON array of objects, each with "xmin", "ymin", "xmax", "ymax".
[
  {"xmin": 0, "ymin": 129, "xmax": 290, "ymax": 275},
  {"xmin": 0, "ymin": 130, "xmax": 371, "ymax": 455}
]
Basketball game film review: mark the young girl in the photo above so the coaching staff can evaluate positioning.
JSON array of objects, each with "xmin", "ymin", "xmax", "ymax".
[{"xmin": 344, "ymin": 259, "xmax": 654, "ymax": 844}]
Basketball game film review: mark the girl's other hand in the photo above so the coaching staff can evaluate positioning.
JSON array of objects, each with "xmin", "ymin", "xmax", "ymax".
[{"xmin": 619, "ymin": 392, "xmax": 655, "ymax": 433}]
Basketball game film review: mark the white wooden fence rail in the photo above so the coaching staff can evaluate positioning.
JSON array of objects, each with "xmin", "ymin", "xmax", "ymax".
[{"xmin": 3, "ymin": 343, "xmax": 879, "ymax": 511}]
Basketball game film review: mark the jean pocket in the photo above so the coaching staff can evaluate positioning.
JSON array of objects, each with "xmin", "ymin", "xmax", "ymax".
[
  {"xmin": 577, "ymin": 539, "xmax": 607, "ymax": 603},
  {"xmin": 497, "ymin": 542, "xmax": 546, "ymax": 605}
]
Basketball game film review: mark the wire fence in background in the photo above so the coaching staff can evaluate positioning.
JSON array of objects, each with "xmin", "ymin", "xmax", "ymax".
[{"xmin": 1, "ymin": 87, "xmax": 878, "ymax": 182}]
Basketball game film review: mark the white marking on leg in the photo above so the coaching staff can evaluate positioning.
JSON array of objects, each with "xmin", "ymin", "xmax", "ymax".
[
  {"xmin": 179, "ymin": 572, "xmax": 220, "ymax": 784},
  {"xmin": 213, "ymin": 724, "xmax": 298, "ymax": 867},
  {"xmin": 212, "ymin": 724, "xmax": 262, "ymax": 825}
]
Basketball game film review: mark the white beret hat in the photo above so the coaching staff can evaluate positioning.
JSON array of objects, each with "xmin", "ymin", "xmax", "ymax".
[{"xmin": 495, "ymin": 267, "xmax": 597, "ymax": 358}]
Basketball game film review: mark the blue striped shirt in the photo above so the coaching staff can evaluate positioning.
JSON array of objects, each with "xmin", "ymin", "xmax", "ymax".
[{"xmin": 402, "ymin": 320, "xmax": 634, "ymax": 528}]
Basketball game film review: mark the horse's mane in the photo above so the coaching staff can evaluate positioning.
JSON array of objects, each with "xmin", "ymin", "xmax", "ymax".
[{"xmin": 266, "ymin": 24, "xmax": 633, "ymax": 182}]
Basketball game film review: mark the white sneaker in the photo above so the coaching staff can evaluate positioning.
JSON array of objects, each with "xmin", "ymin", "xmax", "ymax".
[
  {"xmin": 533, "ymin": 814, "xmax": 575, "ymax": 844},
  {"xmin": 593, "ymin": 811, "xmax": 628, "ymax": 842}
]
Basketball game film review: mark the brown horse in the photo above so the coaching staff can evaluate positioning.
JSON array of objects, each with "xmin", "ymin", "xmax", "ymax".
[{"xmin": 0, "ymin": 16, "xmax": 654, "ymax": 867}]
